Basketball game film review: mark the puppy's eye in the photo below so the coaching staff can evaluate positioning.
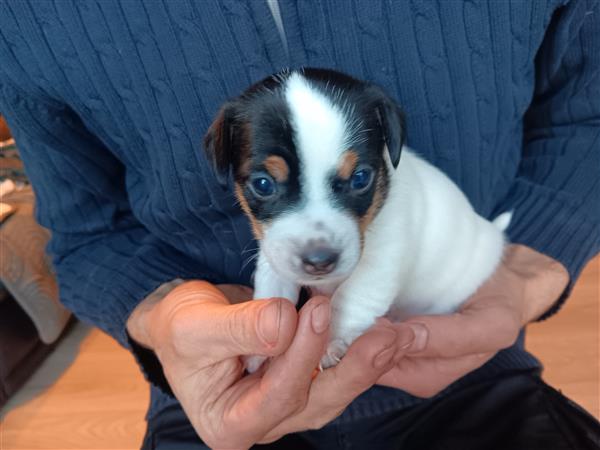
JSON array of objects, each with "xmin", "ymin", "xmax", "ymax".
[
  {"xmin": 249, "ymin": 175, "xmax": 277, "ymax": 198},
  {"xmin": 350, "ymin": 167, "xmax": 374, "ymax": 193}
]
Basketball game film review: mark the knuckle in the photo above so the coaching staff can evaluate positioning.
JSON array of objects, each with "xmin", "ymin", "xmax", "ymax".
[
  {"xmin": 226, "ymin": 307, "xmax": 255, "ymax": 353},
  {"xmin": 282, "ymin": 393, "xmax": 308, "ymax": 414},
  {"xmin": 263, "ymin": 378, "xmax": 308, "ymax": 415},
  {"xmin": 219, "ymin": 357, "xmax": 244, "ymax": 382},
  {"xmin": 332, "ymin": 362, "xmax": 372, "ymax": 393},
  {"xmin": 274, "ymin": 388, "xmax": 308, "ymax": 415},
  {"xmin": 163, "ymin": 312, "xmax": 195, "ymax": 358},
  {"xmin": 346, "ymin": 373, "xmax": 373, "ymax": 393}
]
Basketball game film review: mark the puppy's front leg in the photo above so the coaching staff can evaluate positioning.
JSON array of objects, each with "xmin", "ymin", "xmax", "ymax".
[
  {"xmin": 253, "ymin": 252, "xmax": 300, "ymax": 303},
  {"xmin": 320, "ymin": 268, "xmax": 398, "ymax": 369},
  {"xmin": 244, "ymin": 252, "xmax": 300, "ymax": 373}
]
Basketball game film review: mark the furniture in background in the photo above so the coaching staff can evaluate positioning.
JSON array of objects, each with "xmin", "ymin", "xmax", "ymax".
[{"xmin": 0, "ymin": 117, "xmax": 71, "ymax": 408}]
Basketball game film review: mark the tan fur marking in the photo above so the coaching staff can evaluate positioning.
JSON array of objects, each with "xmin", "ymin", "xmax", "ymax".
[
  {"xmin": 359, "ymin": 172, "xmax": 385, "ymax": 237},
  {"xmin": 264, "ymin": 155, "xmax": 289, "ymax": 182},
  {"xmin": 235, "ymin": 183, "xmax": 264, "ymax": 239},
  {"xmin": 338, "ymin": 150, "xmax": 359, "ymax": 179},
  {"xmin": 239, "ymin": 157, "xmax": 252, "ymax": 179}
]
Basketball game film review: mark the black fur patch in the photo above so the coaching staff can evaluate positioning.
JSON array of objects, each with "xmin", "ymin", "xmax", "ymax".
[
  {"xmin": 204, "ymin": 68, "xmax": 406, "ymax": 223},
  {"xmin": 227, "ymin": 77, "xmax": 303, "ymax": 222},
  {"xmin": 329, "ymin": 164, "xmax": 389, "ymax": 219}
]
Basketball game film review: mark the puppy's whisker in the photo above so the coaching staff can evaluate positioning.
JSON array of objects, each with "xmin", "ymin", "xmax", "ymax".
[
  {"xmin": 240, "ymin": 252, "xmax": 259, "ymax": 273},
  {"xmin": 240, "ymin": 238, "xmax": 259, "ymax": 254},
  {"xmin": 242, "ymin": 246, "xmax": 259, "ymax": 255}
]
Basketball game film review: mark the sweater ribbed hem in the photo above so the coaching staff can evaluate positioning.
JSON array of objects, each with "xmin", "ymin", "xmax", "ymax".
[
  {"xmin": 502, "ymin": 179, "xmax": 599, "ymax": 319},
  {"xmin": 126, "ymin": 279, "xmax": 184, "ymax": 397}
]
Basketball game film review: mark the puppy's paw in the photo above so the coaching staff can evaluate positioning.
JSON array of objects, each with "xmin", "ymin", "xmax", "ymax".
[
  {"xmin": 319, "ymin": 339, "xmax": 349, "ymax": 370},
  {"xmin": 243, "ymin": 355, "xmax": 268, "ymax": 374}
]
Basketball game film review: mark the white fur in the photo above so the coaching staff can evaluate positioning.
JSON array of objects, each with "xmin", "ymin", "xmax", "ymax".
[
  {"xmin": 320, "ymin": 148, "xmax": 509, "ymax": 366},
  {"xmin": 258, "ymin": 73, "xmax": 362, "ymax": 287},
  {"xmin": 245, "ymin": 74, "xmax": 509, "ymax": 372}
]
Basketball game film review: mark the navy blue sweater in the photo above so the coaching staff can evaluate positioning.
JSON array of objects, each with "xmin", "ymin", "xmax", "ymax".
[{"xmin": 1, "ymin": 0, "xmax": 598, "ymax": 422}]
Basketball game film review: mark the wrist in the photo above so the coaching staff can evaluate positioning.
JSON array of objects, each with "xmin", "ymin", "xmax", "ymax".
[
  {"xmin": 126, "ymin": 293, "xmax": 161, "ymax": 350},
  {"xmin": 126, "ymin": 279, "xmax": 186, "ymax": 349},
  {"xmin": 503, "ymin": 244, "xmax": 569, "ymax": 323}
]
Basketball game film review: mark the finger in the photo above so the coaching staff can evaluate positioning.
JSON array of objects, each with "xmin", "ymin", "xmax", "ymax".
[
  {"xmin": 404, "ymin": 303, "xmax": 521, "ymax": 358},
  {"xmin": 317, "ymin": 324, "xmax": 414, "ymax": 405},
  {"xmin": 260, "ymin": 323, "xmax": 414, "ymax": 441},
  {"xmin": 262, "ymin": 296, "xmax": 331, "ymax": 406},
  {"xmin": 226, "ymin": 296, "xmax": 331, "ymax": 443},
  {"xmin": 377, "ymin": 352, "xmax": 495, "ymax": 397},
  {"xmin": 173, "ymin": 281, "xmax": 297, "ymax": 361}
]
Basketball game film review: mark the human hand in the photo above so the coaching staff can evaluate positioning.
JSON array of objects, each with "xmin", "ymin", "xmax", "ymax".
[
  {"xmin": 377, "ymin": 244, "xmax": 569, "ymax": 397},
  {"xmin": 127, "ymin": 281, "xmax": 415, "ymax": 448}
]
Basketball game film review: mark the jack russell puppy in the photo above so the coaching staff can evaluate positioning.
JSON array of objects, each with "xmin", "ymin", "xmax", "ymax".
[{"xmin": 204, "ymin": 68, "xmax": 511, "ymax": 372}]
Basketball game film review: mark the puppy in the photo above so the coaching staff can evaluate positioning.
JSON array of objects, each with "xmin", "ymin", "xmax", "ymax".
[{"xmin": 204, "ymin": 68, "xmax": 510, "ymax": 371}]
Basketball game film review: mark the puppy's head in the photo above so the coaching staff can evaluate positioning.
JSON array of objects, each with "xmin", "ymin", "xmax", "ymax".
[{"xmin": 204, "ymin": 68, "xmax": 406, "ymax": 286}]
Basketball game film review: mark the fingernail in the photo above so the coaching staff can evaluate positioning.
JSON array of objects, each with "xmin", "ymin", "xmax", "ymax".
[
  {"xmin": 311, "ymin": 301, "xmax": 330, "ymax": 334},
  {"xmin": 407, "ymin": 323, "xmax": 428, "ymax": 353},
  {"xmin": 258, "ymin": 301, "xmax": 281, "ymax": 346},
  {"xmin": 392, "ymin": 327, "xmax": 416, "ymax": 363},
  {"xmin": 398, "ymin": 326, "xmax": 416, "ymax": 349}
]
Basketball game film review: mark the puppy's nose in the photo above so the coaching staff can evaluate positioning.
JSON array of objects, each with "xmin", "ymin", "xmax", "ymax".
[{"xmin": 301, "ymin": 247, "xmax": 339, "ymax": 275}]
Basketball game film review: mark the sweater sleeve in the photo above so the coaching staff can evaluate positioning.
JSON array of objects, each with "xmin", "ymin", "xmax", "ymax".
[
  {"xmin": 0, "ymin": 81, "xmax": 218, "ymax": 353},
  {"xmin": 496, "ymin": 0, "xmax": 600, "ymax": 317}
]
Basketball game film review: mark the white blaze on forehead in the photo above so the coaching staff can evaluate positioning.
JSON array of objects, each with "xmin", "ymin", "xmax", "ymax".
[
  {"xmin": 259, "ymin": 73, "xmax": 362, "ymax": 285},
  {"xmin": 284, "ymin": 73, "xmax": 350, "ymax": 200}
]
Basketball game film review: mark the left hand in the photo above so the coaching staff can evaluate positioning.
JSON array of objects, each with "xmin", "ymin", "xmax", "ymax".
[{"xmin": 377, "ymin": 244, "xmax": 569, "ymax": 398}]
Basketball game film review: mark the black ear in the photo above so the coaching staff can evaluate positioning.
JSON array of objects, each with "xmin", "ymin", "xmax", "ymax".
[
  {"xmin": 203, "ymin": 104, "xmax": 236, "ymax": 188},
  {"xmin": 375, "ymin": 96, "xmax": 406, "ymax": 169}
]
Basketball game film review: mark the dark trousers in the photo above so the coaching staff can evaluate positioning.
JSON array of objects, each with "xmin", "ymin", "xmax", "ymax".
[{"xmin": 141, "ymin": 370, "xmax": 600, "ymax": 450}]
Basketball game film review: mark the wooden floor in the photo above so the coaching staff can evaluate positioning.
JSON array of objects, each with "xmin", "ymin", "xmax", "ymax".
[
  {"xmin": 0, "ymin": 257, "xmax": 598, "ymax": 450},
  {"xmin": 527, "ymin": 255, "xmax": 599, "ymax": 418}
]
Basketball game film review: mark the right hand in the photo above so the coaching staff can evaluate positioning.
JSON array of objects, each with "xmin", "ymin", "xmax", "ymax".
[{"xmin": 126, "ymin": 280, "xmax": 414, "ymax": 449}]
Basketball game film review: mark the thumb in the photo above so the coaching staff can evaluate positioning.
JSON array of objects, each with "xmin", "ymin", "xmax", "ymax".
[
  {"xmin": 213, "ymin": 297, "xmax": 298, "ymax": 360},
  {"xmin": 177, "ymin": 282, "xmax": 298, "ymax": 361}
]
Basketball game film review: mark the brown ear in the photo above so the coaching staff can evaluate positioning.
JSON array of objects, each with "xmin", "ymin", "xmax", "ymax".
[{"xmin": 203, "ymin": 104, "xmax": 235, "ymax": 187}]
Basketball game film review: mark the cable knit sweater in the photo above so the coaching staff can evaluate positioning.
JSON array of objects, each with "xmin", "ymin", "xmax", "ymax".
[{"xmin": 0, "ymin": 0, "xmax": 598, "ymax": 423}]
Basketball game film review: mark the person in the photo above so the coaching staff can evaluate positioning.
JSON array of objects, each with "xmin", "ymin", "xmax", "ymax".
[{"xmin": 0, "ymin": 1, "xmax": 598, "ymax": 449}]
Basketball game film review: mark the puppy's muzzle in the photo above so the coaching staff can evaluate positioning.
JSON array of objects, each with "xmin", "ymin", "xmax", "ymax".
[{"xmin": 301, "ymin": 246, "xmax": 340, "ymax": 276}]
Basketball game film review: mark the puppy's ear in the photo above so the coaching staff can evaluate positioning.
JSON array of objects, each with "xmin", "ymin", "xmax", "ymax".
[
  {"xmin": 204, "ymin": 104, "xmax": 236, "ymax": 187},
  {"xmin": 375, "ymin": 96, "xmax": 406, "ymax": 169}
]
